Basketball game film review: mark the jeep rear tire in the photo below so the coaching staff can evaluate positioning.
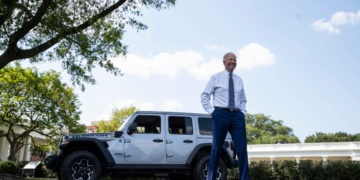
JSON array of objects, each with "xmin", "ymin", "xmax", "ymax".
[
  {"xmin": 60, "ymin": 150, "xmax": 102, "ymax": 180},
  {"xmin": 192, "ymin": 154, "xmax": 227, "ymax": 180}
]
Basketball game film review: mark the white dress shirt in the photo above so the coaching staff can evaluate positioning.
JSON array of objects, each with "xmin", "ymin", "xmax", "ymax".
[{"xmin": 201, "ymin": 70, "xmax": 247, "ymax": 114}]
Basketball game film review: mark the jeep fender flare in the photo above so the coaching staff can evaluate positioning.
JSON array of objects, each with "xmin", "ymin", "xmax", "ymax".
[
  {"xmin": 59, "ymin": 138, "xmax": 115, "ymax": 167},
  {"xmin": 186, "ymin": 143, "xmax": 234, "ymax": 167}
]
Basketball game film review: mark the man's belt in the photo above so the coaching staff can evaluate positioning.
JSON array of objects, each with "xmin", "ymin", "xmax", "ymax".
[{"xmin": 215, "ymin": 107, "xmax": 241, "ymax": 112}]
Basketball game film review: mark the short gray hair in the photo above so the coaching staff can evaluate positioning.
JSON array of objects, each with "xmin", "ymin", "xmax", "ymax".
[{"xmin": 223, "ymin": 52, "xmax": 236, "ymax": 61}]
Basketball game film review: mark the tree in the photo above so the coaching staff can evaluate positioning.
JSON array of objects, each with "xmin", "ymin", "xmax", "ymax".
[
  {"xmin": 0, "ymin": 64, "xmax": 84, "ymax": 160},
  {"xmin": 305, "ymin": 132, "xmax": 360, "ymax": 143},
  {"xmin": 245, "ymin": 113, "xmax": 300, "ymax": 144},
  {"xmin": 94, "ymin": 106, "xmax": 136, "ymax": 132},
  {"xmin": 0, "ymin": 0, "xmax": 175, "ymax": 89}
]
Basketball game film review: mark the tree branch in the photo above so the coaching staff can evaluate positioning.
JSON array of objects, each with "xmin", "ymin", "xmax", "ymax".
[
  {"xmin": 33, "ymin": 129, "xmax": 54, "ymax": 138},
  {"xmin": 15, "ymin": 127, "xmax": 36, "ymax": 141},
  {"xmin": 14, "ymin": 2, "xmax": 34, "ymax": 19},
  {"xmin": 0, "ymin": 0, "xmax": 17, "ymax": 27},
  {"xmin": 8, "ymin": 0, "xmax": 51, "ymax": 48},
  {"xmin": 14, "ymin": 142, "xmax": 24, "ymax": 155},
  {"xmin": 15, "ymin": 0, "xmax": 126, "ymax": 60}
]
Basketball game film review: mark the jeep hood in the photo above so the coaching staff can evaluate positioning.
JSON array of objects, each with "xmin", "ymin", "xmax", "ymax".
[{"xmin": 64, "ymin": 132, "xmax": 114, "ymax": 140}]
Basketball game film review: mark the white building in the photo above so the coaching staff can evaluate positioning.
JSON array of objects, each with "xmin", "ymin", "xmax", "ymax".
[
  {"xmin": 248, "ymin": 141, "xmax": 360, "ymax": 162},
  {"xmin": 0, "ymin": 126, "xmax": 47, "ymax": 161}
]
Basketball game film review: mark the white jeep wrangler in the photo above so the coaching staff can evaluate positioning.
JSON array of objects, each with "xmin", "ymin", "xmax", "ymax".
[{"xmin": 45, "ymin": 111, "xmax": 238, "ymax": 180}]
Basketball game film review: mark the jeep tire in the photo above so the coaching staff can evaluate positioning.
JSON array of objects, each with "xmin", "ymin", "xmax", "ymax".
[
  {"xmin": 192, "ymin": 154, "xmax": 227, "ymax": 180},
  {"xmin": 60, "ymin": 150, "xmax": 102, "ymax": 180}
]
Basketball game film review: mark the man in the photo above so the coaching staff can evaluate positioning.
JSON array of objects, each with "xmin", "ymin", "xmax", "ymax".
[{"xmin": 201, "ymin": 52, "xmax": 249, "ymax": 180}]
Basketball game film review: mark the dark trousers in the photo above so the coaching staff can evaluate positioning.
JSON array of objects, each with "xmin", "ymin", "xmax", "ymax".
[{"xmin": 206, "ymin": 108, "xmax": 249, "ymax": 180}]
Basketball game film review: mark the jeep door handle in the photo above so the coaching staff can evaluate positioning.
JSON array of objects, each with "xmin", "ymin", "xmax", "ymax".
[
  {"xmin": 124, "ymin": 154, "xmax": 131, "ymax": 158},
  {"xmin": 166, "ymin": 154, "xmax": 173, "ymax": 158},
  {"xmin": 153, "ymin": 139, "xmax": 163, "ymax": 143},
  {"xmin": 183, "ymin": 139, "xmax": 193, "ymax": 143}
]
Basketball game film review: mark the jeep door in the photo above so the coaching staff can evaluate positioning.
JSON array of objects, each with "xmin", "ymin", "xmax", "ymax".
[
  {"xmin": 123, "ymin": 115, "xmax": 166, "ymax": 164},
  {"xmin": 165, "ymin": 115, "xmax": 196, "ymax": 163}
]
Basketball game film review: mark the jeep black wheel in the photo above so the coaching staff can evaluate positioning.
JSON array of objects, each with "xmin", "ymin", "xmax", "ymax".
[
  {"xmin": 192, "ymin": 155, "xmax": 227, "ymax": 180},
  {"xmin": 60, "ymin": 150, "xmax": 102, "ymax": 180}
]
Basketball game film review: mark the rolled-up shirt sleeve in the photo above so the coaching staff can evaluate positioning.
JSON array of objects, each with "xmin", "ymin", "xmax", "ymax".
[
  {"xmin": 201, "ymin": 75, "xmax": 216, "ymax": 114},
  {"xmin": 239, "ymin": 81, "xmax": 247, "ymax": 114}
]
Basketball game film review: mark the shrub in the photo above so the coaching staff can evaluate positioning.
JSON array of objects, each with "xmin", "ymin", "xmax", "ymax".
[
  {"xmin": 272, "ymin": 160, "xmax": 299, "ymax": 180},
  {"xmin": 346, "ymin": 161, "xmax": 360, "ymax": 180},
  {"xmin": 227, "ymin": 168, "xmax": 239, "ymax": 180},
  {"xmin": 249, "ymin": 161, "xmax": 274, "ymax": 180},
  {"xmin": 16, "ymin": 161, "xmax": 29, "ymax": 176},
  {"xmin": 228, "ymin": 160, "xmax": 360, "ymax": 180},
  {"xmin": 324, "ymin": 160, "xmax": 360, "ymax": 180},
  {"xmin": 33, "ymin": 162, "xmax": 57, "ymax": 178},
  {"xmin": 0, "ymin": 160, "xmax": 18, "ymax": 175},
  {"xmin": 34, "ymin": 163, "xmax": 47, "ymax": 177},
  {"xmin": 325, "ymin": 160, "xmax": 345, "ymax": 179},
  {"xmin": 44, "ymin": 163, "xmax": 57, "ymax": 178},
  {"xmin": 298, "ymin": 160, "xmax": 324, "ymax": 180}
]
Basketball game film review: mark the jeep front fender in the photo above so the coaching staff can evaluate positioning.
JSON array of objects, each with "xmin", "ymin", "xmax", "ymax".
[{"xmin": 59, "ymin": 138, "xmax": 115, "ymax": 167}]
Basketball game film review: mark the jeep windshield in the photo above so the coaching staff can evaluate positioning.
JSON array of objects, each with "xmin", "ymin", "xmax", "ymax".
[{"xmin": 118, "ymin": 116, "xmax": 131, "ymax": 131}]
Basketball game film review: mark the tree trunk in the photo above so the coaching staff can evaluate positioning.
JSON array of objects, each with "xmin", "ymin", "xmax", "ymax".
[
  {"xmin": 7, "ymin": 141, "xmax": 17, "ymax": 161},
  {"xmin": 6, "ymin": 136, "xmax": 26, "ymax": 161}
]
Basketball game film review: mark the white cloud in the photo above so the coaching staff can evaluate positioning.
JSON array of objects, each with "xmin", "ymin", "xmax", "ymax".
[
  {"xmin": 237, "ymin": 43, "xmax": 275, "ymax": 69},
  {"xmin": 96, "ymin": 98, "xmax": 184, "ymax": 121},
  {"xmin": 188, "ymin": 57, "xmax": 223, "ymax": 80},
  {"xmin": 312, "ymin": 19, "xmax": 340, "ymax": 35},
  {"xmin": 312, "ymin": 10, "xmax": 360, "ymax": 34},
  {"xmin": 160, "ymin": 98, "xmax": 184, "ymax": 111},
  {"xmin": 331, "ymin": 11, "xmax": 360, "ymax": 25},
  {"xmin": 112, "ymin": 50, "xmax": 203, "ymax": 79},
  {"xmin": 106, "ymin": 99, "xmax": 157, "ymax": 111},
  {"xmin": 112, "ymin": 43, "xmax": 274, "ymax": 80},
  {"xmin": 94, "ymin": 114, "xmax": 110, "ymax": 122}
]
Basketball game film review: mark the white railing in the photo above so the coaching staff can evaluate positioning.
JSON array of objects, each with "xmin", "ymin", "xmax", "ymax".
[{"xmin": 247, "ymin": 142, "xmax": 360, "ymax": 161}]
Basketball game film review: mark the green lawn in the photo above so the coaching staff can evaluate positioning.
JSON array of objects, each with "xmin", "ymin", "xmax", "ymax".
[{"xmin": 24, "ymin": 178, "xmax": 161, "ymax": 180}]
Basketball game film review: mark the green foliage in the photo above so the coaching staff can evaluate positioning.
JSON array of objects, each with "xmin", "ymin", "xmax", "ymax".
[
  {"xmin": 33, "ymin": 163, "xmax": 49, "ymax": 178},
  {"xmin": 227, "ymin": 168, "xmax": 239, "ymax": 180},
  {"xmin": 48, "ymin": 124, "xmax": 86, "ymax": 154},
  {"xmin": 0, "ymin": 0, "xmax": 176, "ymax": 89},
  {"xmin": 15, "ymin": 161, "xmax": 54, "ymax": 177},
  {"xmin": 245, "ymin": 113, "xmax": 300, "ymax": 144},
  {"xmin": 2, "ymin": 160, "xmax": 56, "ymax": 178},
  {"xmin": 30, "ymin": 139, "xmax": 50, "ymax": 160},
  {"xmin": 94, "ymin": 106, "xmax": 136, "ymax": 132},
  {"xmin": 305, "ymin": 132, "xmax": 360, "ymax": 143},
  {"xmin": 272, "ymin": 160, "xmax": 299, "ymax": 179},
  {"xmin": 101, "ymin": 176, "xmax": 159, "ymax": 180},
  {"xmin": 0, "ymin": 161, "xmax": 18, "ymax": 175},
  {"xmin": 227, "ymin": 160, "xmax": 360, "ymax": 180},
  {"xmin": 0, "ymin": 64, "xmax": 84, "ymax": 160},
  {"xmin": 249, "ymin": 161, "xmax": 274, "ymax": 180},
  {"xmin": 16, "ymin": 161, "xmax": 29, "ymax": 176}
]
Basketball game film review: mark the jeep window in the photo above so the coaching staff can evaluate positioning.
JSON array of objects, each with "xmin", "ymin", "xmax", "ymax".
[
  {"xmin": 133, "ymin": 115, "xmax": 161, "ymax": 134},
  {"xmin": 168, "ymin": 116, "xmax": 193, "ymax": 135},
  {"xmin": 198, "ymin": 117, "xmax": 212, "ymax": 135}
]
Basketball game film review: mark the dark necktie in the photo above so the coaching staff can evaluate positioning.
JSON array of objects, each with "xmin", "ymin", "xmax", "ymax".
[{"xmin": 229, "ymin": 73, "xmax": 235, "ymax": 111}]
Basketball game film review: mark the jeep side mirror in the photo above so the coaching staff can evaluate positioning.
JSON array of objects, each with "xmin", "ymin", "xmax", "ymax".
[
  {"xmin": 114, "ymin": 131, "xmax": 123, "ymax": 138},
  {"xmin": 127, "ymin": 122, "xmax": 137, "ymax": 135}
]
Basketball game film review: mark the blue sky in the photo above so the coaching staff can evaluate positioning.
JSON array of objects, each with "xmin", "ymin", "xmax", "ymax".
[{"xmin": 24, "ymin": 0, "xmax": 360, "ymax": 142}]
